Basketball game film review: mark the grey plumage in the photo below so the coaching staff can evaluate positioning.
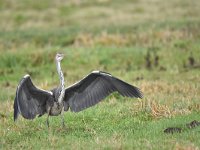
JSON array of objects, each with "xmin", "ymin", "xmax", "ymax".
[
  {"xmin": 14, "ymin": 75, "xmax": 53, "ymax": 121},
  {"xmin": 13, "ymin": 54, "xmax": 143, "ymax": 126},
  {"xmin": 64, "ymin": 71, "xmax": 143, "ymax": 112}
]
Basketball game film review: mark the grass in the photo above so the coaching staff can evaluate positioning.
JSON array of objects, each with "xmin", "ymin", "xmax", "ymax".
[{"xmin": 0, "ymin": 0, "xmax": 200, "ymax": 149}]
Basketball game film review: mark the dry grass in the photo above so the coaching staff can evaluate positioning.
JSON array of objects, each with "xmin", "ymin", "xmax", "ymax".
[
  {"xmin": 140, "ymin": 80, "xmax": 199, "ymax": 97},
  {"xmin": 72, "ymin": 28, "xmax": 199, "ymax": 48},
  {"xmin": 129, "ymin": 80, "xmax": 200, "ymax": 119},
  {"xmin": 174, "ymin": 142, "xmax": 199, "ymax": 150},
  {"xmin": 0, "ymin": 0, "xmax": 199, "ymax": 30}
]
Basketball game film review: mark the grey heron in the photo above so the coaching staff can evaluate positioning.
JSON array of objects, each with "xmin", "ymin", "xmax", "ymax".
[{"xmin": 14, "ymin": 53, "xmax": 143, "ymax": 127}]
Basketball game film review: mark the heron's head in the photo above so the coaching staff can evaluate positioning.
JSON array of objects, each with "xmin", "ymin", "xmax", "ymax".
[{"xmin": 55, "ymin": 53, "xmax": 64, "ymax": 62}]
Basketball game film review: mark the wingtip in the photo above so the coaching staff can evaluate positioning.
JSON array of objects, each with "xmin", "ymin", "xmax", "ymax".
[
  {"xmin": 14, "ymin": 98, "xmax": 19, "ymax": 122},
  {"xmin": 136, "ymin": 88, "xmax": 144, "ymax": 99},
  {"xmin": 14, "ymin": 116, "xmax": 18, "ymax": 122},
  {"xmin": 139, "ymin": 93, "xmax": 144, "ymax": 99},
  {"xmin": 14, "ymin": 108, "xmax": 19, "ymax": 122}
]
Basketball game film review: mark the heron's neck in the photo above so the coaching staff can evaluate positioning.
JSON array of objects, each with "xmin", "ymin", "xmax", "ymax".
[{"xmin": 56, "ymin": 61, "xmax": 65, "ymax": 104}]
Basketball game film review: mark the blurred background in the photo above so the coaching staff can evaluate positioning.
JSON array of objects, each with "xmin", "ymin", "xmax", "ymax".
[
  {"xmin": 0, "ymin": 0, "xmax": 200, "ymax": 115},
  {"xmin": 0, "ymin": 0, "xmax": 199, "ymax": 97},
  {"xmin": 0, "ymin": 0, "xmax": 200, "ymax": 148}
]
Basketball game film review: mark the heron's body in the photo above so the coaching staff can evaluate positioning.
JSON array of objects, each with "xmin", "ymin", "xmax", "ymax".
[
  {"xmin": 48, "ymin": 101, "xmax": 63, "ymax": 116},
  {"xmin": 14, "ymin": 53, "xmax": 143, "ymax": 127}
]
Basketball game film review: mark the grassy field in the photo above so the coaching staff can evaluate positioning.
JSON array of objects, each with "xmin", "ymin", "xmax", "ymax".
[{"xmin": 0, "ymin": 0, "xmax": 200, "ymax": 149}]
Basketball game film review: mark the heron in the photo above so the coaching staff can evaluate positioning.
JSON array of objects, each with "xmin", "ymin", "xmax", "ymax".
[{"xmin": 14, "ymin": 53, "xmax": 143, "ymax": 127}]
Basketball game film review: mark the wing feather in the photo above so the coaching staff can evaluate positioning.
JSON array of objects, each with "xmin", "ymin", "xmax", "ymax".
[
  {"xmin": 13, "ymin": 75, "xmax": 52, "ymax": 121},
  {"xmin": 64, "ymin": 71, "xmax": 143, "ymax": 112}
]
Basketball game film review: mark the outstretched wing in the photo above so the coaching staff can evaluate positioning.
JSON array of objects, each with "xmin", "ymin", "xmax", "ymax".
[
  {"xmin": 14, "ymin": 75, "xmax": 53, "ymax": 121},
  {"xmin": 64, "ymin": 71, "xmax": 143, "ymax": 112}
]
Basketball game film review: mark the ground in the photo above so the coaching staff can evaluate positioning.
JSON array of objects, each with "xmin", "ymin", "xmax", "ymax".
[{"xmin": 0, "ymin": 0, "xmax": 200, "ymax": 149}]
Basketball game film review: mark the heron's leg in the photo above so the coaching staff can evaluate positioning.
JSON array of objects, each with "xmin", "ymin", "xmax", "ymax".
[
  {"xmin": 61, "ymin": 107, "xmax": 65, "ymax": 127},
  {"xmin": 46, "ymin": 107, "xmax": 51, "ymax": 128}
]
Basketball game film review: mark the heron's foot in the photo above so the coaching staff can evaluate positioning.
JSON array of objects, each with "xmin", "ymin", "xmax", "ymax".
[
  {"xmin": 61, "ymin": 120, "xmax": 65, "ymax": 128},
  {"xmin": 46, "ymin": 119, "xmax": 49, "ymax": 128},
  {"xmin": 61, "ymin": 107, "xmax": 65, "ymax": 128}
]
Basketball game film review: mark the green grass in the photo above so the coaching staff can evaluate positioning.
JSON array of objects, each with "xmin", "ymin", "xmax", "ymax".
[{"xmin": 0, "ymin": 0, "xmax": 200, "ymax": 149}]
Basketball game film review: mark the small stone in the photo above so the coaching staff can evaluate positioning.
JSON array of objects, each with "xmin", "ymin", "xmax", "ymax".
[
  {"xmin": 186, "ymin": 120, "xmax": 200, "ymax": 129},
  {"xmin": 164, "ymin": 127, "xmax": 182, "ymax": 134}
]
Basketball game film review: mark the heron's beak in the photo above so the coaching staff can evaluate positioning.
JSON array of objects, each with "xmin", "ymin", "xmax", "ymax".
[{"xmin": 60, "ymin": 53, "xmax": 65, "ymax": 60}]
